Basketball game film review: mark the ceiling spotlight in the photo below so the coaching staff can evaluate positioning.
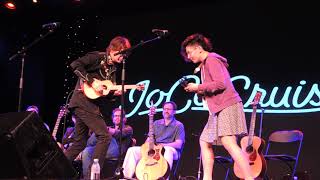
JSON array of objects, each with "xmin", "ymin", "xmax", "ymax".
[
  {"xmin": 73, "ymin": 0, "xmax": 81, "ymax": 4},
  {"xmin": 32, "ymin": 0, "xmax": 38, "ymax": 3},
  {"xmin": 4, "ymin": 2, "xmax": 16, "ymax": 10}
]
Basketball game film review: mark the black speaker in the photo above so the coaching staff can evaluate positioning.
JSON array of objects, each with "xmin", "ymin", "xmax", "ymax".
[{"xmin": 0, "ymin": 111, "xmax": 78, "ymax": 179}]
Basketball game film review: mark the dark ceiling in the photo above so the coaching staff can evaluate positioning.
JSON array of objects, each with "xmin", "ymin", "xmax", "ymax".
[
  {"xmin": 1, "ymin": 0, "xmax": 208, "ymax": 17},
  {"xmin": 1, "ymin": 0, "xmax": 215, "ymax": 34}
]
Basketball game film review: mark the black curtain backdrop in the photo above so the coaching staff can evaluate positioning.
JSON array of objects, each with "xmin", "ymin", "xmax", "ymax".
[{"xmin": 1, "ymin": 0, "xmax": 319, "ymax": 179}]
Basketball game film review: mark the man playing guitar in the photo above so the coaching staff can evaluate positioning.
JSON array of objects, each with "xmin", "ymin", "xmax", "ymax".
[{"xmin": 65, "ymin": 36, "xmax": 133, "ymax": 178}]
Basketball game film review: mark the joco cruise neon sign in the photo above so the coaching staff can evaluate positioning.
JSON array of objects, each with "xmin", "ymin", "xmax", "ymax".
[{"xmin": 123, "ymin": 75, "xmax": 320, "ymax": 117}]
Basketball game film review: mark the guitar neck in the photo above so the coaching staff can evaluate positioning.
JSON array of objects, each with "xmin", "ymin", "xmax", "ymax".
[
  {"xmin": 52, "ymin": 107, "xmax": 66, "ymax": 138},
  {"xmin": 248, "ymin": 105, "xmax": 257, "ymax": 146},
  {"xmin": 52, "ymin": 117, "xmax": 61, "ymax": 138},
  {"xmin": 112, "ymin": 85, "xmax": 138, "ymax": 91},
  {"xmin": 148, "ymin": 115, "xmax": 155, "ymax": 148}
]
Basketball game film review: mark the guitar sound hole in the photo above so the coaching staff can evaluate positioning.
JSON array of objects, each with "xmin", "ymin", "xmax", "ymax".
[
  {"xmin": 148, "ymin": 149, "xmax": 155, "ymax": 156},
  {"xmin": 246, "ymin": 145, "xmax": 253, "ymax": 153}
]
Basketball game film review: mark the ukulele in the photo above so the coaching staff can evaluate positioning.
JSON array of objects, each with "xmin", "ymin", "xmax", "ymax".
[
  {"xmin": 178, "ymin": 76, "xmax": 189, "ymax": 88},
  {"xmin": 233, "ymin": 91, "xmax": 267, "ymax": 179},
  {"xmin": 135, "ymin": 101, "xmax": 170, "ymax": 180},
  {"xmin": 81, "ymin": 78, "xmax": 144, "ymax": 99},
  {"xmin": 179, "ymin": 76, "xmax": 204, "ymax": 99}
]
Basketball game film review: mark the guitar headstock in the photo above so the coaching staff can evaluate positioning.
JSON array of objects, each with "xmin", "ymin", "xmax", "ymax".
[
  {"xmin": 149, "ymin": 101, "xmax": 156, "ymax": 117},
  {"xmin": 179, "ymin": 76, "xmax": 189, "ymax": 88},
  {"xmin": 136, "ymin": 83, "xmax": 145, "ymax": 91},
  {"xmin": 251, "ymin": 91, "xmax": 262, "ymax": 107},
  {"xmin": 57, "ymin": 105, "xmax": 68, "ymax": 119}
]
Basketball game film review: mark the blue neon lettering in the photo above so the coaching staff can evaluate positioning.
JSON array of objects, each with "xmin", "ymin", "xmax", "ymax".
[{"xmin": 124, "ymin": 75, "xmax": 320, "ymax": 117}]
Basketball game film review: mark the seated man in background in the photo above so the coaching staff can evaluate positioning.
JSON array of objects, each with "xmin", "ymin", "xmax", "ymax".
[
  {"xmin": 61, "ymin": 115, "xmax": 77, "ymax": 151},
  {"xmin": 26, "ymin": 105, "xmax": 50, "ymax": 132},
  {"xmin": 82, "ymin": 108, "xmax": 134, "ymax": 179},
  {"xmin": 61, "ymin": 114, "xmax": 84, "ymax": 177},
  {"xmin": 122, "ymin": 101, "xmax": 185, "ymax": 179}
]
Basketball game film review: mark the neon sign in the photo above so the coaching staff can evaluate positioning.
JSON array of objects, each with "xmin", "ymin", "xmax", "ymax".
[{"xmin": 124, "ymin": 75, "xmax": 320, "ymax": 117}]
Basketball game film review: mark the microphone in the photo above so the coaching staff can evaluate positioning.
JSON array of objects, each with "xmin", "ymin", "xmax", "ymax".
[
  {"xmin": 42, "ymin": 22, "xmax": 61, "ymax": 29},
  {"xmin": 193, "ymin": 62, "xmax": 204, "ymax": 74},
  {"xmin": 194, "ymin": 67, "xmax": 201, "ymax": 74},
  {"xmin": 152, "ymin": 29, "xmax": 169, "ymax": 36},
  {"xmin": 113, "ymin": 48, "xmax": 131, "ymax": 56}
]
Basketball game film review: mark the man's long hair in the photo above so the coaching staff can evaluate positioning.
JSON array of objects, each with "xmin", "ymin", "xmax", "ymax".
[{"xmin": 106, "ymin": 36, "xmax": 131, "ymax": 55}]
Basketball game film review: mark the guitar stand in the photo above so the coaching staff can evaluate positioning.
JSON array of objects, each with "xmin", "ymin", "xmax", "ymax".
[
  {"xmin": 106, "ymin": 170, "xmax": 137, "ymax": 180},
  {"xmin": 111, "ymin": 166, "xmax": 125, "ymax": 179},
  {"xmin": 197, "ymin": 151, "xmax": 202, "ymax": 180}
]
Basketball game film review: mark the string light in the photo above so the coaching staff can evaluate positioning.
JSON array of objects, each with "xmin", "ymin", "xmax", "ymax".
[
  {"xmin": 63, "ymin": 16, "xmax": 100, "ymax": 101},
  {"xmin": 4, "ymin": 2, "xmax": 16, "ymax": 10}
]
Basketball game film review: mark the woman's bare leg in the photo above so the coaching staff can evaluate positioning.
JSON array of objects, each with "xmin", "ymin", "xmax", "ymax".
[
  {"xmin": 221, "ymin": 136, "xmax": 254, "ymax": 180},
  {"xmin": 200, "ymin": 140, "xmax": 214, "ymax": 180}
]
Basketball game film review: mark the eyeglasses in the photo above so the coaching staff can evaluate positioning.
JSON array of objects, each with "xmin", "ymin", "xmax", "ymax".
[
  {"xmin": 186, "ymin": 50, "xmax": 196, "ymax": 56},
  {"xmin": 186, "ymin": 46, "xmax": 200, "ymax": 58},
  {"xmin": 163, "ymin": 108, "xmax": 174, "ymax": 111}
]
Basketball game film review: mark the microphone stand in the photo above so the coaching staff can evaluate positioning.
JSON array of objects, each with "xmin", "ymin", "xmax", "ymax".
[
  {"xmin": 112, "ymin": 34, "xmax": 165, "ymax": 179},
  {"xmin": 191, "ymin": 133, "xmax": 202, "ymax": 180},
  {"xmin": 258, "ymin": 107, "xmax": 265, "ymax": 138},
  {"xmin": 113, "ymin": 56, "xmax": 127, "ymax": 179},
  {"xmin": 9, "ymin": 29, "xmax": 56, "ymax": 112},
  {"xmin": 113, "ymin": 35, "xmax": 164, "ymax": 57}
]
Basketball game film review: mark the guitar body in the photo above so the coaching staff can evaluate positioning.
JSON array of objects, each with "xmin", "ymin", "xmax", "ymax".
[
  {"xmin": 135, "ymin": 143, "xmax": 169, "ymax": 180},
  {"xmin": 82, "ymin": 79, "xmax": 144, "ymax": 99},
  {"xmin": 233, "ymin": 135, "xmax": 267, "ymax": 179},
  {"xmin": 82, "ymin": 79, "xmax": 114, "ymax": 99}
]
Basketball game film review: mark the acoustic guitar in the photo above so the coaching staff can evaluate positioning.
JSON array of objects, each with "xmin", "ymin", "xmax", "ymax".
[
  {"xmin": 81, "ymin": 78, "xmax": 144, "ymax": 99},
  {"xmin": 233, "ymin": 91, "xmax": 267, "ymax": 179},
  {"xmin": 135, "ymin": 101, "xmax": 170, "ymax": 180}
]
